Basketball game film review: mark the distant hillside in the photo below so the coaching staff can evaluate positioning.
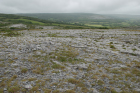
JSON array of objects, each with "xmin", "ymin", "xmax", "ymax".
[
  {"xmin": 17, "ymin": 13, "xmax": 140, "ymax": 28},
  {"xmin": 103, "ymin": 14, "xmax": 140, "ymax": 19},
  {"xmin": 0, "ymin": 13, "xmax": 100, "ymax": 29},
  {"xmin": 1, "ymin": 13, "xmax": 140, "ymax": 29},
  {"xmin": 18, "ymin": 13, "xmax": 111, "ymax": 22},
  {"xmin": 18, "ymin": 13, "xmax": 140, "ymax": 21}
]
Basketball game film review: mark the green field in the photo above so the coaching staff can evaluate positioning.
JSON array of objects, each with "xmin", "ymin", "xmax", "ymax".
[
  {"xmin": 85, "ymin": 24, "xmax": 104, "ymax": 27},
  {"xmin": 13, "ymin": 19, "xmax": 46, "ymax": 25}
]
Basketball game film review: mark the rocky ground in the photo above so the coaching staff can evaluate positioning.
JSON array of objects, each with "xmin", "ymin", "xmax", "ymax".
[{"xmin": 0, "ymin": 28, "xmax": 140, "ymax": 93}]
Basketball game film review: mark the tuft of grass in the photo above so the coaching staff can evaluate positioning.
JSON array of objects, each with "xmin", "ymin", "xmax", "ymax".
[
  {"xmin": 110, "ymin": 45, "xmax": 116, "ymax": 49},
  {"xmin": 91, "ymin": 75, "xmax": 98, "ymax": 80},
  {"xmin": 52, "ymin": 70, "xmax": 60, "ymax": 73},
  {"xmin": 30, "ymin": 86, "xmax": 39, "ymax": 92},
  {"xmin": 3, "ymin": 31, "xmax": 22, "ymax": 37},
  {"xmin": 81, "ymin": 87, "xmax": 89, "ymax": 93},
  {"xmin": 110, "ymin": 69, "xmax": 122, "ymax": 74},
  {"xmin": 101, "ymin": 74, "xmax": 108, "ymax": 78},
  {"xmin": 67, "ymin": 78, "xmax": 80, "ymax": 84},
  {"xmin": 109, "ymin": 81, "xmax": 115, "ymax": 84},
  {"xmin": 21, "ymin": 68, "xmax": 28, "ymax": 73},
  {"xmin": 8, "ymin": 86, "xmax": 20, "ymax": 93},
  {"xmin": 132, "ymin": 48, "xmax": 137, "ymax": 51},
  {"xmin": 28, "ymin": 78, "xmax": 37, "ymax": 81},
  {"xmin": 97, "ymin": 80, "xmax": 104, "ymax": 85},
  {"xmin": 11, "ymin": 75, "xmax": 17, "ymax": 80},
  {"xmin": 135, "ymin": 65, "xmax": 140, "ymax": 68},
  {"xmin": 43, "ymin": 89, "xmax": 52, "ymax": 93},
  {"xmin": 0, "ymin": 81, "xmax": 5, "ymax": 87},
  {"xmin": 132, "ymin": 68, "xmax": 140, "ymax": 76},
  {"xmin": 110, "ymin": 42, "xmax": 113, "ymax": 44},
  {"xmin": 125, "ymin": 73, "xmax": 133, "ymax": 78},
  {"xmin": 51, "ymin": 63, "xmax": 65, "ymax": 69},
  {"xmin": 0, "ymin": 89, "xmax": 3, "ymax": 93},
  {"xmin": 99, "ymin": 88, "xmax": 106, "ymax": 92},
  {"xmin": 0, "ymin": 63, "xmax": 5, "ymax": 67},
  {"xmin": 48, "ymin": 33, "xmax": 57, "ymax": 37},
  {"xmin": 32, "ymin": 67, "xmax": 44, "ymax": 75},
  {"xmin": 55, "ymin": 46, "xmax": 79, "ymax": 63},
  {"xmin": 77, "ymin": 82, "xmax": 85, "ymax": 87},
  {"xmin": 65, "ymin": 90, "xmax": 76, "ymax": 93},
  {"xmin": 121, "ymin": 67, "xmax": 130, "ymax": 71},
  {"xmin": 110, "ymin": 89, "xmax": 118, "ymax": 93},
  {"xmin": 53, "ymin": 90, "xmax": 60, "ymax": 93}
]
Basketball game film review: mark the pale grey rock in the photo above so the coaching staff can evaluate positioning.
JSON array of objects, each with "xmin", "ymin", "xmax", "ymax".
[
  {"xmin": 76, "ymin": 64, "xmax": 88, "ymax": 70},
  {"xmin": 15, "ymin": 68, "xmax": 20, "ymax": 73},
  {"xmin": 36, "ymin": 51, "xmax": 41, "ymax": 55},
  {"xmin": 11, "ymin": 63, "xmax": 19, "ymax": 67},
  {"xmin": 134, "ymin": 88, "xmax": 140, "ymax": 92},
  {"xmin": 93, "ymin": 88, "xmax": 99, "ymax": 93},
  {"xmin": 115, "ymin": 88, "xmax": 122, "ymax": 93},
  {"xmin": 24, "ymin": 84, "xmax": 32, "ymax": 89},
  {"xmin": 120, "ymin": 65, "xmax": 127, "ymax": 68}
]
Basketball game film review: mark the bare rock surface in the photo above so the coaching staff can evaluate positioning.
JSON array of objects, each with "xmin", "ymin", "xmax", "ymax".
[{"xmin": 0, "ymin": 29, "xmax": 140, "ymax": 93}]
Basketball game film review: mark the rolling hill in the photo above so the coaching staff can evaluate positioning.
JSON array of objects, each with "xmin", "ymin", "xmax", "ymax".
[{"xmin": 17, "ymin": 13, "xmax": 140, "ymax": 28}]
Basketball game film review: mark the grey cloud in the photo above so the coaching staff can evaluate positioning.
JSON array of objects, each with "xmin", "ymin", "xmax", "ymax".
[{"xmin": 0, "ymin": 0, "xmax": 140, "ymax": 15}]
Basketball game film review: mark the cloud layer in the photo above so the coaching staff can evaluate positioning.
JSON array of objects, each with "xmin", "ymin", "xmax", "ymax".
[{"xmin": 0, "ymin": 0, "xmax": 140, "ymax": 15}]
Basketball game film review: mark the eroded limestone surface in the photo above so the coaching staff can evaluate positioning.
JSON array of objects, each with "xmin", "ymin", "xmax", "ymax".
[{"xmin": 0, "ymin": 29, "xmax": 140, "ymax": 93}]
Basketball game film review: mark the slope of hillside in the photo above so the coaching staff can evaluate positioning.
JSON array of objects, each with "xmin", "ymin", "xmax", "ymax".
[
  {"xmin": 17, "ymin": 13, "xmax": 140, "ymax": 28},
  {"xmin": 0, "ymin": 14, "xmax": 97, "ymax": 30}
]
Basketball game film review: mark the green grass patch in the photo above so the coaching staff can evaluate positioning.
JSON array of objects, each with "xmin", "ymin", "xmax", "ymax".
[
  {"xmin": 85, "ymin": 24, "xmax": 104, "ymax": 27},
  {"xmin": 3, "ymin": 31, "xmax": 22, "ymax": 37},
  {"xmin": 11, "ymin": 19, "xmax": 46, "ymax": 25}
]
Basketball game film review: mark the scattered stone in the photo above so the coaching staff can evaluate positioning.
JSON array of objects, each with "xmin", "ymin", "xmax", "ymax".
[
  {"xmin": 120, "ymin": 65, "xmax": 127, "ymax": 68},
  {"xmin": 11, "ymin": 63, "xmax": 19, "ymax": 67},
  {"xmin": 1, "ymin": 29, "xmax": 140, "ymax": 93},
  {"xmin": 24, "ymin": 84, "xmax": 32, "ymax": 89},
  {"xmin": 75, "ymin": 64, "xmax": 88, "ymax": 70},
  {"xmin": 93, "ymin": 88, "xmax": 99, "ymax": 93},
  {"xmin": 135, "ymin": 88, "xmax": 140, "ymax": 92}
]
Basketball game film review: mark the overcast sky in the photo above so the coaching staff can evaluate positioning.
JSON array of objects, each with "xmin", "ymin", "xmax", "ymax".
[{"xmin": 0, "ymin": 0, "xmax": 140, "ymax": 15}]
